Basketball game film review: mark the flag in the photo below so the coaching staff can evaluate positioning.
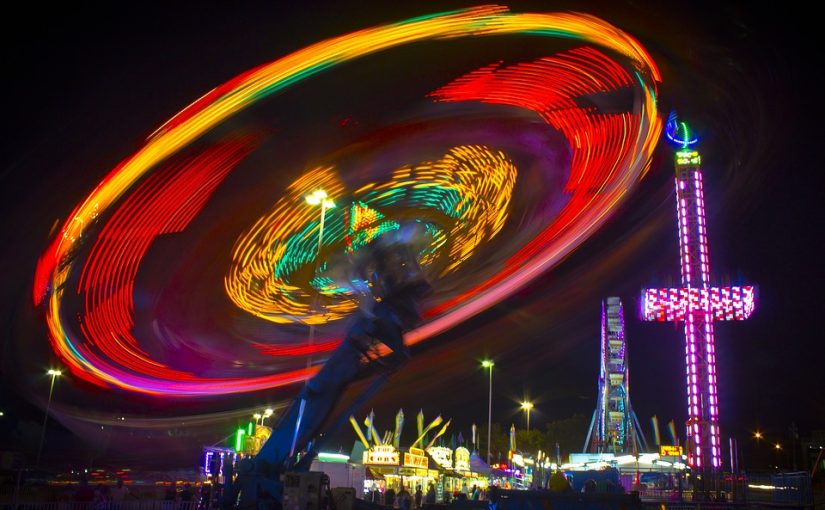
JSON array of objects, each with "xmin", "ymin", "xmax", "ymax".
[
  {"xmin": 417, "ymin": 409, "xmax": 424, "ymax": 438},
  {"xmin": 509, "ymin": 424, "xmax": 516, "ymax": 452},
  {"xmin": 425, "ymin": 419, "xmax": 452, "ymax": 450},
  {"xmin": 349, "ymin": 416, "xmax": 369, "ymax": 449},
  {"xmin": 472, "ymin": 424, "xmax": 477, "ymax": 449},
  {"xmin": 651, "ymin": 415, "xmax": 661, "ymax": 446},
  {"xmin": 394, "ymin": 409, "xmax": 405, "ymax": 449},
  {"xmin": 365, "ymin": 409, "xmax": 382, "ymax": 445},
  {"xmin": 667, "ymin": 420, "xmax": 678, "ymax": 445},
  {"xmin": 412, "ymin": 415, "xmax": 443, "ymax": 448},
  {"xmin": 450, "ymin": 433, "xmax": 457, "ymax": 450}
]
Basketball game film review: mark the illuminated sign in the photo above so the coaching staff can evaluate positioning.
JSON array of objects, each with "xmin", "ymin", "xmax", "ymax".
[
  {"xmin": 404, "ymin": 447, "xmax": 428, "ymax": 469},
  {"xmin": 364, "ymin": 445, "xmax": 399, "ymax": 465},
  {"xmin": 455, "ymin": 447, "xmax": 470, "ymax": 472},
  {"xmin": 660, "ymin": 445, "xmax": 683, "ymax": 457},
  {"xmin": 675, "ymin": 151, "xmax": 701, "ymax": 166},
  {"xmin": 427, "ymin": 446, "xmax": 452, "ymax": 470}
]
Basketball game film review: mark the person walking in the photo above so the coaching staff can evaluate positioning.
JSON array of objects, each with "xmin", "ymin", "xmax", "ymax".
[
  {"xmin": 384, "ymin": 487, "xmax": 396, "ymax": 508},
  {"xmin": 425, "ymin": 483, "xmax": 436, "ymax": 505},
  {"xmin": 414, "ymin": 485, "xmax": 422, "ymax": 508},
  {"xmin": 398, "ymin": 485, "xmax": 412, "ymax": 510}
]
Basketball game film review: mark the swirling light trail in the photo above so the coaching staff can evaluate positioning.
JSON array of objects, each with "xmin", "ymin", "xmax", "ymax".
[
  {"xmin": 34, "ymin": 6, "xmax": 661, "ymax": 396},
  {"xmin": 226, "ymin": 145, "xmax": 517, "ymax": 325}
]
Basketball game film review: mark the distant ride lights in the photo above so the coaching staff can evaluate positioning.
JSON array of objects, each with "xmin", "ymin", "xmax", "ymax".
[
  {"xmin": 33, "ymin": 6, "xmax": 662, "ymax": 396},
  {"xmin": 642, "ymin": 113, "xmax": 757, "ymax": 483}
]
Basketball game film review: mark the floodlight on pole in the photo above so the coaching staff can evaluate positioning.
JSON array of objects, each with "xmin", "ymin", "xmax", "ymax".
[
  {"xmin": 521, "ymin": 401, "xmax": 534, "ymax": 431},
  {"xmin": 481, "ymin": 360, "xmax": 494, "ymax": 465},
  {"xmin": 37, "ymin": 368, "xmax": 63, "ymax": 466},
  {"xmin": 291, "ymin": 191, "xmax": 334, "ymax": 458}
]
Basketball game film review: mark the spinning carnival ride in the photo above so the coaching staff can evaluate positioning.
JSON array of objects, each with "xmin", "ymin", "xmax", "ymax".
[{"xmin": 32, "ymin": 7, "xmax": 662, "ymax": 402}]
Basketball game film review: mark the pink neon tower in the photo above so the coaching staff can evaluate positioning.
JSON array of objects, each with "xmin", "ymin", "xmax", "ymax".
[{"xmin": 642, "ymin": 114, "xmax": 756, "ymax": 485}]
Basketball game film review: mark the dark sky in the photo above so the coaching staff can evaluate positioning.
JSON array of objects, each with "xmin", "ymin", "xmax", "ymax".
[{"xmin": 1, "ymin": 1, "xmax": 822, "ymax": 470}]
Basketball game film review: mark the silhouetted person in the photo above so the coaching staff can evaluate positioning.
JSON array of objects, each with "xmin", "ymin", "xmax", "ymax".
[
  {"xmin": 414, "ymin": 485, "xmax": 422, "ymax": 508},
  {"xmin": 384, "ymin": 487, "xmax": 396, "ymax": 507},
  {"xmin": 398, "ymin": 486, "xmax": 411, "ymax": 510},
  {"xmin": 210, "ymin": 456, "xmax": 222, "ymax": 483},
  {"xmin": 549, "ymin": 471, "xmax": 572, "ymax": 493},
  {"xmin": 458, "ymin": 482, "xmax": 469, "ymax": 500},
  {"xmin": 488, "ymin": 486, "xmax": 501, "ymax": 510},
  {"xmin": 425, "ymin": 483, "xmax": 436, "ymax": 505}
]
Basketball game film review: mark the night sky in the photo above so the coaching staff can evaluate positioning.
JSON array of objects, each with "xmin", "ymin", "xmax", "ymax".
[{"xmin": 1, "ymin": 1, "xmax": 822, "ymax": 471}]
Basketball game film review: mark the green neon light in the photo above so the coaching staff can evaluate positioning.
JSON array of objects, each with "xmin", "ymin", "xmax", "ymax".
[
  {"xmin": 248, "ymin": 422, "xmax": 254, "ymax": 436},
  {"xmin": 679, "ymin": 122, "xmax": 690, "ymax": 149},
  {"xmin": 235, "ymin": 428, "xmax": 246, "ymax": 452},
  {"xmin": 318, "ymin": 452, "xmax": 350, "ymax": 463}
]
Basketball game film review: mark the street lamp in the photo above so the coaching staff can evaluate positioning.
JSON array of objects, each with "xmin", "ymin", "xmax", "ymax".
[
  {"xmin": 754, "ymin": 431, "xmax": 763, "ymax": 441},
  {"xmin": 292, "ymin": 191, "xmax": 336, "ymax": 458},
  {"xmin": 520, "ymin": 401, "xmax": 534, "ymax": 432},
  {"xmin": 303, "ymin": 190, "xmax": 335, "ymax": 356},
  {"xmin": 37, "ymin": 369, "xmax": 62, "ymax": 466},
  {"xmin": 304, "ymin": 190, "xmax": 335, "ymax": 260},
  {"xmin": 481, "ymin": 360, "xmax": 494, "ymax": 465},
  {"xmin": 253, "ymin": 413, "xmax": 262, "ymax": 426},
  {"xmin": 263, "ymin": 408, "xmax": 274, "ymax": 425}
]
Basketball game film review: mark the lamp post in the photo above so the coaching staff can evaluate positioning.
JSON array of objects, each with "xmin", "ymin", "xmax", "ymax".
[
  {"xmin": 520, "ymin": 401, "xmax": 534, "ymax": 432},
  {"xmin": 753, "ymin": 431, "xmax": 763, "ymax": 469},
  {"xmin": 36, "ymin": 369, "xmax": 62, "ymax": 466},
  {"xmin": 303, "ymin": 190, "xmax": 335, "ymax": 361},
  {"xmin": 774, "ymin": 443, "xmax": 782, "ymax": 470},
  {"xmin": 253, "ymin": 413, "xmax": 262, "ymax": 426},
  {"xmin": 292, "ymin": 191, "xmax": 333, "ymax": 460},
  {"xmin": 482, "ymin": 360, "xmax": 494, "ymax": 465},
  {"xmin": 263, "ymin": 408, "xmax": 273, "ymax": 425}
]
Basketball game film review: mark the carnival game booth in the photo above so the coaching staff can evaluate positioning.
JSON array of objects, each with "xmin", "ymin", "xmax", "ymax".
[
  {"xmin": 428, "ymin": 447, "xmax": 488, "ymax": 500},
  {"xmin": 361, "ymin": 444, "xmax": 488, "ymax": 502},
  {"xmin": 362, "ymin": 445, "xmax": 439, "ymax": 499}
]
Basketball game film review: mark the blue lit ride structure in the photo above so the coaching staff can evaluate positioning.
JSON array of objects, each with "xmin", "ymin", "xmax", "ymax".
[
  {"xmin": 584, "ymin": 297, "xmax": 647, "ymax": 455},
  {"xmin": 222, "ymin": 223, "xmax": 432, "ymax": 510}
]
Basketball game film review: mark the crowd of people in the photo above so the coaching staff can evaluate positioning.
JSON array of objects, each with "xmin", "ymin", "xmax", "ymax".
[{"xmin": 367, "ymin": 480, "xmax": 489, "ymax": 507}]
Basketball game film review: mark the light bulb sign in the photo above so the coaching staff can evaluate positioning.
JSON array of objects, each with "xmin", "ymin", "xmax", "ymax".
[{"xmin": 364, "ymin": 445, "xmax": 399, "ymax": 465}]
